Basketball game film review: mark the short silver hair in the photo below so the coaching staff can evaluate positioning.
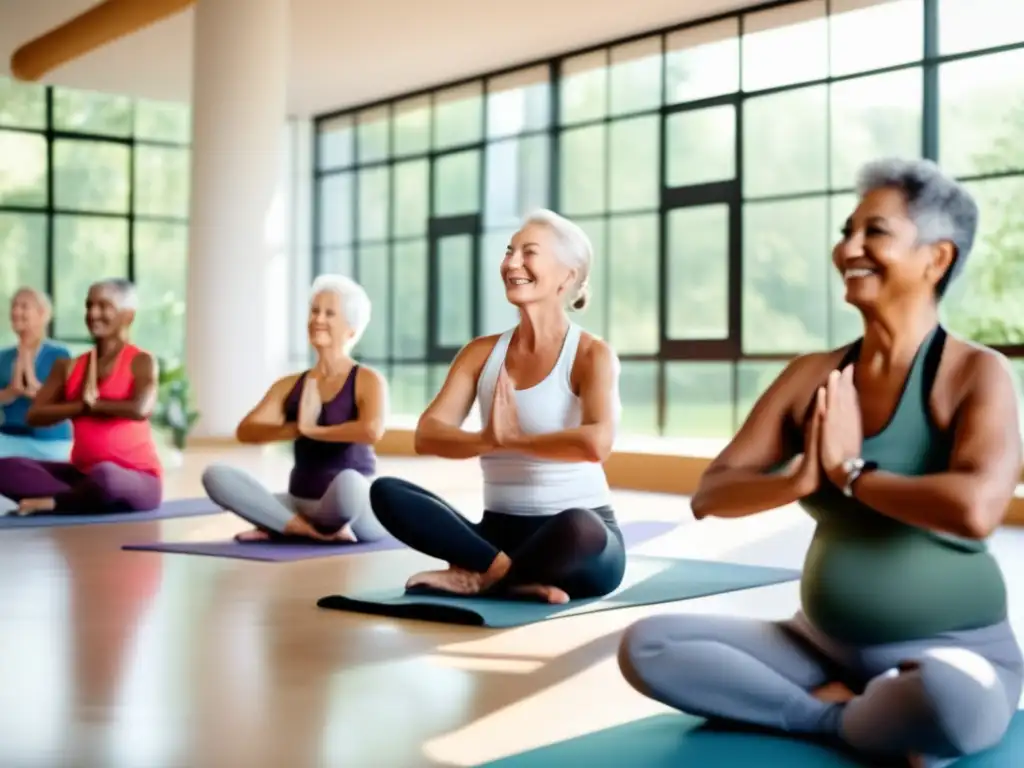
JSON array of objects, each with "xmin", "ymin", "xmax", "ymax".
[
  {"xmin": 10, "ymin": 286, "xmax": 53, "ymax": 319},
  {"xmin": 520, "ymin": 208, "xmax": 594, "ymax": 312},
  {"xmin": 310, "ymin": 274, "xmax": 371, "ymax": 350},
  {"xmin": 855, "ymin": 158, "xmax": 978, "ymax": 297},
  {"xmin": 91, "ymin": 278, "xmax": 138, "ymax": 310}
]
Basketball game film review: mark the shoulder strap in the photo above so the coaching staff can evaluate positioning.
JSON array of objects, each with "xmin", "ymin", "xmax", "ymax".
[
  {"xmin": 556, "ymin": 322, "xmax": 583, "ymax": 386},
  {"xmin": 919, "ymin": 325, "xmax": 947, "ymax": 403}
]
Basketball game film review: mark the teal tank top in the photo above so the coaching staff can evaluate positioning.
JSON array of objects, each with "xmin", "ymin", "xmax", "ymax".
[{"xmin": 798, "ymin": 326, "xmax": 1007, "ymax": 645}]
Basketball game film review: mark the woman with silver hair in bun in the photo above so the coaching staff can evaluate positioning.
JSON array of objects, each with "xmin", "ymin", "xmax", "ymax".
[
  {"xmin": 618, "ymin": 159, "xmax": 1022, "ymax": 767},
  {"xmin": 201, "ymin": 274, "xmax": 389, "ymax": 543},
  {"xmin": 370, "ymin": 209, "xmax": 625, "ymax": 604}
]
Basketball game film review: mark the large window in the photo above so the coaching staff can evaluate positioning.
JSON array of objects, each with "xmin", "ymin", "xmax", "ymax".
[
  {"xmin": 0, "ymin": 77, "xmax": 191, "ymax": 361},
  {"xmin": 313, "ymin": 0, "xmax": 1024, "ymax": 441}
]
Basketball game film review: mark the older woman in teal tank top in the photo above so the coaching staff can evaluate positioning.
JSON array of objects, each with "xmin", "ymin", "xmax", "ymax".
[{"xmin": 618, "ymin": 158, "xmax": 1023, "ymax": 768}]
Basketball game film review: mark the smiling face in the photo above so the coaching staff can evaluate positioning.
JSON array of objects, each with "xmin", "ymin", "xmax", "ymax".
[
  {"xmin": 307, "ymin": 289, "xmax": 352, "ymax": 351},
  {"xmin": 9, "ymin": 290, "xmax": 48, "ymax": 340},
  {"xmin": 832, "ymin": 186, "xmax": 956, "ymax": 312},
  {"xmin": 85, "ymin": 284, "xmax": 133, "ymax": 341},
  {"xmin": 501, "ymin": 223, "xmax": 578, "ymax": 309}
]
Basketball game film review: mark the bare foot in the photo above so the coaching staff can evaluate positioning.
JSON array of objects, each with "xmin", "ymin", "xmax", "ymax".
[
  {"xmin": 406, "ymin": 551, "xmax": 513, "ymax": 596},
  {"xmin": 281, "ymin": 516, "xmax": 358, "ymax": 543},
  {"xmin": 235, "ymin": 529, "xmax": 272, "ymax": 542},
  {"xmin": 508, "ymin": 584, "xmax": 570, "ymax": 604},
  {"xmin": 811, "ymin": 681, "xmax": 856, "ymax": 704},
  {"xmin": 17, "ymin": 497, "xmax": 56, "ymax": 516}
]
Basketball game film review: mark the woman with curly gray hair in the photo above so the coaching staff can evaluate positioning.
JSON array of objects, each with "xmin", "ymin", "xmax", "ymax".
[{"xmin": 618, "ymin": 159, "xmax": 1022, "ymax": 767}]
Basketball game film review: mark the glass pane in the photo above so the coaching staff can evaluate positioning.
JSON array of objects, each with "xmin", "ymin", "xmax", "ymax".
[
  {"xmin": 743, "ymin": 85, "xmax": 827, "ymax": 198},
  {"xmin": 358, "ymin": 166, "xmax": 390, "ymax": 241},
  {"xmin": 829, "ymin": 69, "xmax": 922, "ymax": 190},
  {"xmin": 391, "ymin": 364, "xmax": 430, "ymax": 421},
  {"xmin": 665, "ymin": 105, "xmax": 736, "ymax": 187},
  {"xmin": 433, "ymin": 150, "xmax": 480, "ymax": 216},
  {"xmin": 354, "ymin": 244, "xmax": 389, "ymax": 357},
  {"xmin": 618, "ymin": 361, "xmax": 659, "ymax": 437},
  {"xmin": 828, "ymin": 193, "xmax": 863, "ymax": 346},
  {"xmin": 393, "ymin": 96, "xmax": 431, "ymax": 157},
  {"xmin": 484, "ymin": 136, "xmax": 549, "ymax": 229},
  {"xmin": 318, "ymin": 172, "xmax": 354, "ymax": 246},
  {"xmin": 53, "ymin": 215, "xmax": 130, "ymax": 338},
  {"xmin": 609, "ymin": 116, "xmax": 658, "ymax": 212},
  {"xmin": 318, "ymin": 116, "xmax": 354, "ymax": 169},
  {"xmin": 436, "ymin": 234, "xmax": 474, "ymax": 348},
  {"xmin": 667, "ymin": 205, "xmax": 729, "ymax": 340},
  {"xmin": 742, "ymin": 0, "xmax": 828, "ymax": 92},
  {"xmin": 132, "ymin": 222, "xmax": 188, "ymax": 361},
  {"xmin": 608, "ymin": 214, "xmax": 658, "ymax": 354},
  {"xmin": 575, "ymin": 218, "xmax": 607, "ymax": 339},
  {"xmin": 664, "ymin": 362, "xmax": 735, "ymax": 439},
  {"xmin": 0, "ymin": 130, "xmax": 47, "ymax": 206},
  {"xmin": 487, "ymin": 66, "xmax": 551, "ymax": 139},
  {"xmin": 0, "ymin": 213, "xmax": 47, "ymax": 347},
  {"xmin": 53, "ymin": 139, "xmax": 131, "ymax": 214},
  {"xmin": 481, "ymin": 230, "xmax": 520, "ymax": 335},
  {"xmin": 134, "ymin": 146, "xmax": 190, "ymax": 218},
  {"xmin": 609, "ymin": 36, "xmax": 662, "ymax": 116},
  {"xmin": 939, "ymin": 50, "xmax": 1024, "ymax": 177},
  {"xmin": 357, "ymin": 106, "xmax": 390, "ymax": 163},
  {"xmin": 0, "ymin": 77, "xmax": 46, "ymax": 129},
  {"xmin": 53, "ymin": 88, "xmax": 132, "ymax": 136},
  {"xmin": 434, "ymin": 82, "xmax": 483, "ymax": 150},
  {"xmin": 743, "ymin": 198, "xmax": 830, "ymax": 354},
  {"xmin": 428, "ymin": 364, "xmax": 449, "ymax": 400},
  {"xmin": 560, "ymin": 51, "xmax": 607, "ymax": 125},
  {"xmin": 943, "ymin": 177, "xmax": 1024, "ymax": 345},
  {"xmin": 319, "ymin": 247, "xmax": 353, "ymax": 276},
  {"xmin": 830, "ymin": 0, "xmax": 922, "ymax": 76},
  {"xmin": 665, "ymin": 19, "xmax": 740, "ymax": 104},
  {"xmin": 392, "ymin": 160, "xmax": 429, "ymax": 238},
  {"xmin": 559, "ymin": 124, "xmax": 606, "ymax": 215},
  {"xmin": 392, "ymin": 239, "xmax": 428, "ymax": 358},
  {"xmin": 133, "ymin": 99, "xmax": 191, "ymax": 143},
  {"xmin": 736, "ymin": 361, "xmax": 788, "ymax": 427},
  {"xmin": 939, "ymin": 0, "xmax": 1024, "ymax": 55}
]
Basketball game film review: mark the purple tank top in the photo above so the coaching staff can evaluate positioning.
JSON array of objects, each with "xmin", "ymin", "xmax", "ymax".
[{"xmin": 283, "ymin": 366, "xmax": 376, "ymax": 498}]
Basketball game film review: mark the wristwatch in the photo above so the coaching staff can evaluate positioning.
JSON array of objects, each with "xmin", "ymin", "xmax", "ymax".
[{"xmin": 839, "ymin": 457, "xmax": 878, "ymax": 497}]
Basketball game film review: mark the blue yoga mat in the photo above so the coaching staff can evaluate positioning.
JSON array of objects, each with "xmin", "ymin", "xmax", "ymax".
[
  {"xmin": 317, "ymin": 555, "xmax": 800, "ymax": 627},
  {"xmin": 0, "ymin": 497, "xmax": 222, "ymax": 529},
  {"xmin": 478, "ymin": 711, "xmax": 1024, "ymax": 767}
]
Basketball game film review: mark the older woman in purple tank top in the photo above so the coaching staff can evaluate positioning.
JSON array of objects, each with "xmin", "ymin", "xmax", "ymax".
[{"xmin": 200, "ymin": 275, "xmax": 389, "ymax": 543}]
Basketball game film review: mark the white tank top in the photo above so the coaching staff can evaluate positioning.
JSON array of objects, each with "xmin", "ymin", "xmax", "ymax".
[{"xmin": 476, "ymin": 322, "xmax": 614, "ymax": 516}]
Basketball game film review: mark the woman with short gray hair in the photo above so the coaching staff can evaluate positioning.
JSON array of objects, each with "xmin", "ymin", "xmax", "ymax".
[
  {"xmin": 618, "ymin": 158, "xmax": 1022, "ymax": 767},
  {"xmin": 201, "ymin": 274, "xmax": 389, "ymax": 543},
  {"xmin": 369, "ymin": 209, "xmax": 625, "ymax": 604}
]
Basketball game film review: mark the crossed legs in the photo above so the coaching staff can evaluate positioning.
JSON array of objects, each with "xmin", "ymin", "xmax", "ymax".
[{"xmin": 0, "ymin": 457, "xmax": 161, "ymax": 514}]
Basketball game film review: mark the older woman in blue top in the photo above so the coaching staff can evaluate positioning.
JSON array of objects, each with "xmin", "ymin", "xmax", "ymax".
[{"xmin": 0, "ymin": 288, "xmax": 73, "ymax": 460}]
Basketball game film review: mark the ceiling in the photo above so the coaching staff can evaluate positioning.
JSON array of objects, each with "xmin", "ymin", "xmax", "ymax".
[{"xmin": 0, "ymin": 0, "xmax": 756, "ymax": 116}]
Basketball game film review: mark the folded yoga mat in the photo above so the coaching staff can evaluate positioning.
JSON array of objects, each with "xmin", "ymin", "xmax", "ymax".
[
  {"xmin": 477, "ymin": 711, "xmax": 1024, "ymax": 767},
  {"xmin": 317, "ymin": 553, "xmax": 800, "ymax": 627},
  {"xmin": 0, "ymin": 497, "xmax": 221, "ymax": 529},
  {"xmin": 120, "ymin": 520, "xmax": 677, "ymax": 563}
]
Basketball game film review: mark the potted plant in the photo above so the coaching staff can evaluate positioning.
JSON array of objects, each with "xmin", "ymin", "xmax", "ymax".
[{"xmin": 154, "ymin": 358, "xmax": 200, "ymax": 456}]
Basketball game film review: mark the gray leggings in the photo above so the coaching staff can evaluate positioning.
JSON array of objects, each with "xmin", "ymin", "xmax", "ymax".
[
  {"xmin": 618, "ymin": 611, "xmax": 1023, "ymax": 767},
  {"xmin": 201, "ymin": 463, "xmax": 386, "ymax": 542}
]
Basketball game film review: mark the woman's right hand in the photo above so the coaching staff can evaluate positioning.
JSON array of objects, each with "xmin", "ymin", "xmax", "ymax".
[{"xmin": 783, "ymin": 386, "xmax": 825, "ymax": 497}]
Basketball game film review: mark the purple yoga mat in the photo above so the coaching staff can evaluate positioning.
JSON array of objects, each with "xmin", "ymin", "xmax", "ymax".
[
  {"xmin": 0, "ymin": 497, "xmax": 222, "ymax": 529},
  {"xmin": 121, "ymin": 520, "xmax": 678, "ymax": 562}
]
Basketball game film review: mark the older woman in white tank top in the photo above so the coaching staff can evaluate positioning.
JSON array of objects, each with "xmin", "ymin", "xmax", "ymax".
[{"xmin": 369, "ymin": 209, "xmax": 623, "ymax": 604}]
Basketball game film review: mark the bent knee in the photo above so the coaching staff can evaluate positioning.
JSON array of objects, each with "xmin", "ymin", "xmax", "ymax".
[
  {"xmin": 368, "ymin": 476, "xmax": 403, "ymax": 514},
  {"xmin": 618, "ymin": 616, "xmax": 679, "ymax": 695}
]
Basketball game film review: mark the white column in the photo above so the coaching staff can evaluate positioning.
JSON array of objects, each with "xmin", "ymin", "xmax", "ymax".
[{"xmin": 185, "ymin": 0, "xmax": 290, "ymax": 438}]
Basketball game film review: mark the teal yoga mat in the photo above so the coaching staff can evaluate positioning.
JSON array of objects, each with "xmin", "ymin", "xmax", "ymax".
[
  {"xmin": 477, "ymin": 711, "xmax": 1024, "ymax": 767},
  {"xmin": 317, "ymin": 555, "xmax": 800, "ymax": 628}
]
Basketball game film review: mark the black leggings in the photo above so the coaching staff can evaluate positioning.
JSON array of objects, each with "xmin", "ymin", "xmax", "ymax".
[{"xmin": 369, "ymin": 476, "xmax": 626, "ymax": 599}]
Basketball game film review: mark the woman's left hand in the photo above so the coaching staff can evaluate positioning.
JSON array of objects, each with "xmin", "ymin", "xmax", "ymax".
[
  {"xmin": 297, "ymin": 376, "xmax": 323, "ymax": 436},
  {"xmin": 820, "ymin": 365, "xmax": 863, "ymax": 487},
  {"xmin": 484, "ymin": 366, "xmax": 524, "ymax": 448}
]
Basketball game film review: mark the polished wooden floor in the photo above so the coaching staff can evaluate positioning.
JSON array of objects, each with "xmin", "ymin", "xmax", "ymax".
[{"xmin": 1, "ymin": 445, "xmax": 1021, "ymax": 768}]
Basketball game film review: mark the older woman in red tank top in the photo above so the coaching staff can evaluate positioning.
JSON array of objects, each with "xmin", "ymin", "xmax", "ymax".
[{"xmin": 0, "ymin": 279, "xmax": 162, "ymax": 516}]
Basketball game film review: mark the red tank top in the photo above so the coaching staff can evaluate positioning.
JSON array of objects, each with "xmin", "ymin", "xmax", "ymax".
[{"xmin": 65, "ymin": 344, "xmax": 162, "ymax": 478}]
